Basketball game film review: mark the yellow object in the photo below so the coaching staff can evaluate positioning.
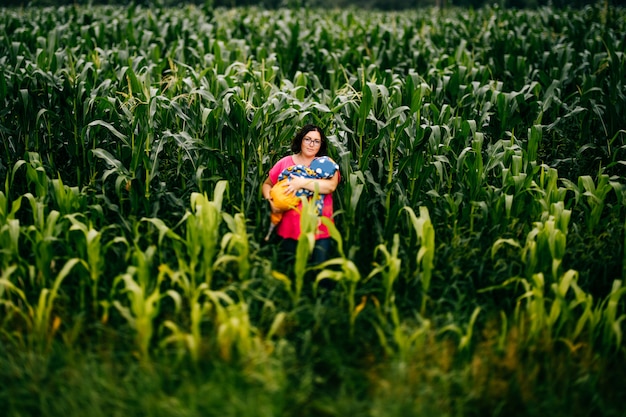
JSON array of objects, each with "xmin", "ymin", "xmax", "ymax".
[
  {"xmin": 270, "ymin": 211, "xmax": 283, "ymax": 225},
  {"xmin": 264, "ymin": 179, "xmax": 301, "ymax": 241},
  {"xmin": 269, "ymin": 178, "xmax": 300, "ymax": 213}
]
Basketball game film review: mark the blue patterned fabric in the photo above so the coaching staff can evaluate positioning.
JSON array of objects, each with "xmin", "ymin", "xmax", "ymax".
[{"xmin": 277, "ymin": 156, "xmax": 339, "ymax": 215}]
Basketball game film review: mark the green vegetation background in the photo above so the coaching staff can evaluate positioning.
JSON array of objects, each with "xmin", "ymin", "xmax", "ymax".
[
  {"xmin": 5, "ymin": 0, "xmax": 626, "ymax": 11},
  {"xmin": 1, "ymin": 2, "xmax": 625, "ymax": 417}
]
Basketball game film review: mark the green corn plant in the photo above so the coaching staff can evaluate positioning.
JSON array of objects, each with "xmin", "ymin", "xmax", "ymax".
[
  {"xmin": 213, "ymin": 212, "xmax": 251, "ymax": 282},
  {"xmin": 380, "ymin": 103, "xmax": 412, "ymax": 234},
  {"xmin": 493, "ymin": 91, "xmax": 521, "ymax": 137},
  {"xmin": 484, "ymin": 137, "xmax": 533, "ymax": 224},
  {"xmin": 577, "ymin": 172, "xmax": 613, "ymax": 233},
  {"xmin": 139, "ymin": 216, "xmax": 186, "ymax": 257},
  {"xmin": 22, "ymin": 193, "xmax": 62, "ymax": 286},
  {"xmin": 220, "ymin": 90, "xmax": 250, "ymax": 212},
  {"xmin": 112, "ymin": 246, "xmax": 178, "ymax": 361},
  {"xmin": 598, "ymin": 280, "xmax": 626, "ymax": 352},
  {"xmin": 314, "ymin": 216, "xmax": 362, "ymax": 336},
  {"xmin": 569, "ymin": 287, "xmax": 595, "ymax": 345},
  {"xmin": 495, "ymin": 138, "xmax": 527, "ymax": 195},
  {"xmin": 369, "ymin": 287, "xmax": 433, "ymax": 363},
  {"xmin": 403, "ymin": 131, "xmax": 432, "ymax": 204},
  {"xmin": 526, "ymin": 124, "xmax": 542, "ymax": 171},
  {"xmin": 213, "ymin": 292, "xmax": 257, "ymax": 363},
  {"xmin": 507, "ymin": 269, "xmax": 609, "ymax": 348},
  {"xmin": 354, "ymin": 78, "xmax": 378, "ymax": 170},
  {"xmin": 490, "ymin": 229, "xmax": 584, "ymax": 347},
  {"xmin": 159, "ymin": 300, "xmax": 202, "ymax": 363},
  {"xmin": 480, "ymin": 249, "xmax": 584, "ymax": 344},
  {"xmin": 0, "ymin": 265, "xmax": 26, "ymax": 346},
  {"xmin": 66, "ymin": 214, "xmax": 104, "ymax": 314},
  {"xmin": 403, "ymin": 206, "xmax": 435, "ymax": 316},
  {"xmin": 336, "ymin": 168, "xmax": 365, "ymax": 254},
  {"xmin": 59, "ymin": 49, "xmax": 96, "ymax": 189},
  {"xmin": 328, "ymin": 85, "xmax": 359, "ymax": 146},
  {"xmin": 343, "ymin": 75, "xmax": 410, "ymax": 238},
  {"xmin": 185, "ymin": 181, "xmax": 228, "ymax": 288},
  {"xmin": 511, "ymin": 273, "xmax": 548, "ymax": 344},
  {"xmin": 292, "ymin": 196, "xmax": 319, "ymax": 304},
  {"xmin": 391, "ymin": 307, "xmax": 432, "ymax": 365},
  {"xmin": 563, "ymin": 277, "xmax": 616, "ymax": 352},
  {"xmin": 534, "ymin": 164, "xmax": 568, "ymax": 214},
  {"xmin": 614, "ymin": 183, "xmax": 626, "ymax": 280},
  {"xmin": 545, "ymin": 269, "xmax": 586, "ymax": 339},
  {"xmin": 89, "ymin": 62, "xmax": 172, "ymax": 216},
  {"xmin": 90, "ymin": 145, "xmax": 133, "ymax": 204},
  {"xmin": 161, "ymin": 269, "xmax": 258, "ymax": 363},
  {"xmin": 439, "ymin": 306, "xmax": 482, "ymax": 355},
  {"xmin": 28, "ymin": 258, "xmax": 86, "ymax": 351},
  {"xmin": 50, "ymin": 176, "xmax": 83, "ymax": 216},
  {"xmin": 522, "ymin": 208, "xmax": 569, "ymax": 282},
  {"xmin": 24, "ymin": 152, "xmax": 49, "ymax": 199},
  {"xmin": 0, "ymin": 190, "xmax": 22, "ymax": 271},
  {"xmin": 121, "ymin": 64, "xmax": 160, "ymax": 206},
  {"xmin": 483, "ymin": 133, "xmax": 540, "ymax": 225},
  {"xmin": 457, "ymin": 131, "xmax": 485, "ymax": 202},
  {"xmin": 158, "ymin": 264, "xmax": 208, "ymax": 363},
  {"xmin": 365, "ymin": 234, "xmax": 401, "ymax": 315},
  {"xmin": 0, "ymin": 258, "xmax": 86, "ymax": 352},
  {"xmin": 66, "ymin": 214, "xmax": 131, "ymax": 319}
]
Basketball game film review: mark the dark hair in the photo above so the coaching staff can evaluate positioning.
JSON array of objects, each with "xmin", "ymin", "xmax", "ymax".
[{"xmin": 290, "ymin": 124, "xmax": 328, "ymax": 156}]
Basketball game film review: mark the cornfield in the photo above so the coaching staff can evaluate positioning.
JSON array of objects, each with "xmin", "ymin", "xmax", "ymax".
[{"xmin": 1, "ymin": 3, "xmax": 625, "ymax": 416}]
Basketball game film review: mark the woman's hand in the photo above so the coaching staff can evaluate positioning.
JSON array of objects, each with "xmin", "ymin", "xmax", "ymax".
[
  {"xmin": 287, "ymin": 172, "xmax": 339, "ymax": 195},
  {"xmin": 284, "ymin": 176, "xmax": 309, "ymax": 194},
  {"xmin": 268, "ymin": 198, "xmax": 281, "ymax": 213}
]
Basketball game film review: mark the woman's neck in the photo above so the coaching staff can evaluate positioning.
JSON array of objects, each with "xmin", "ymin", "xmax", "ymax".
[{"xmin": 293, "ymin": 152, "xmax": 315, "ymax": 166}]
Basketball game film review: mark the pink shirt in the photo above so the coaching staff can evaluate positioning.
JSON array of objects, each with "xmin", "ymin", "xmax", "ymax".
[{"xmin": 269, "ymin": 155, "xmax": 339, "ymax": 240}]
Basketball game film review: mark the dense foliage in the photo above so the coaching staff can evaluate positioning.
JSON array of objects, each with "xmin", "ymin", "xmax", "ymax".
[
  {"xmin": 1, "ymin": 3, "xmax": 625, "ymax": 416},
  {"xmin": 4, "ymin": 0, "xmax": 626, "ymax": 11}
]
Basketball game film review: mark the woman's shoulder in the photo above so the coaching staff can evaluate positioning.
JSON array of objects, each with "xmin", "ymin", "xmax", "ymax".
[
  {"xmin": 274, "ymin": 155, "xmax": 295, "ymax": 169},
  {"xmin": 270, "ymin": 155, "xmax": 295, "ymax": 179}
]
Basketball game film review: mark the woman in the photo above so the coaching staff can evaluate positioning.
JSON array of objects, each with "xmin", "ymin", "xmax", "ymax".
[{"xmin": 261, "ymin": 124, "xmax": 340, "ymax": 264}]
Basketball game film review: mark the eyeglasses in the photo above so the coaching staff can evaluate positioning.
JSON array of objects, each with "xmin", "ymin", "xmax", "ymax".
[{"xmin": 303, "ymin": 137, "xmax": 321, "ymax": 146}]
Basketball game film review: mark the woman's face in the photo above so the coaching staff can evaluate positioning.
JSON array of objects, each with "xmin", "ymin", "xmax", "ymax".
[{"xmin": 300, "ymin": 130, "xmax": 322, "ymax": 157}]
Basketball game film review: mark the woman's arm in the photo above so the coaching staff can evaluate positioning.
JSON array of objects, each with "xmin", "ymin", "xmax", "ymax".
[
  {"xmin": 262, "ymin": 176, "xmax": 283, "ymax": 213},
  {"xmin": 262, "ymin": 176, "xmax": 274, "ymax": 200},
  {"xmin": 287, "ymin": 171, "xmax": 339, "ymax": 195}
]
